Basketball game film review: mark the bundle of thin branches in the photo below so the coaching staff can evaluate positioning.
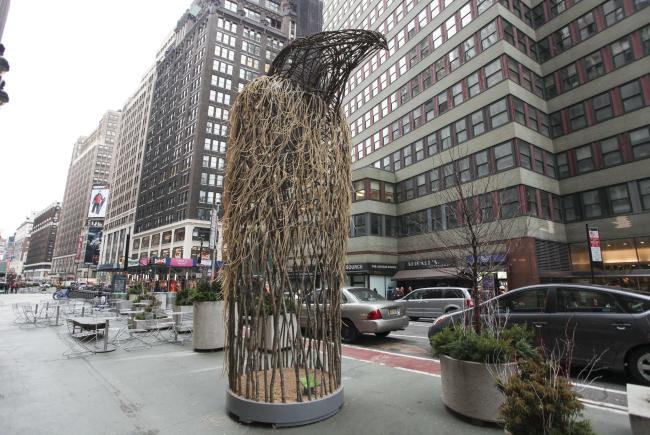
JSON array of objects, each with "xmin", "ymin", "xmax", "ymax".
[{"xmin": 222, "ymin": 75, "xmax": 351, "ymax": 403}]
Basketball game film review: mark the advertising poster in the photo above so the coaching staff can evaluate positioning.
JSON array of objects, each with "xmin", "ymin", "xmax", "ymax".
[
  {"xmin": 84, "ymin": 227, "xmax": 102, "ymax": 265},
  {"xmin": 75, "ymin": 228, "xmax": 87, "ymax": 263},
  {"xmin": 588, "ymin": 228, "xmax": 603, "ymax": 264},
  {"xmin": 88, "ymin": 186, "xmax": 110, "ymax": 218}
]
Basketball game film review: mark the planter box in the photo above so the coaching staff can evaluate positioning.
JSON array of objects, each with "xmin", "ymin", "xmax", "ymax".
[
  {"xmin": 131, "ymin": 317, "xmax": 172, "ymax": 330},
  {"xmin": 257, "ymin": 313, "xmax": 298, "ymax": 352},
  {"xmin": 193, "ymin": 300, "xmax": 225, "ymax": 351},
  {"xmin": 440, "ymin": 354, "xmax": 516, "ymax": 423},
  {"xmin": 628, "ymin": 384, "xmax": 650, "ymax": 435}
]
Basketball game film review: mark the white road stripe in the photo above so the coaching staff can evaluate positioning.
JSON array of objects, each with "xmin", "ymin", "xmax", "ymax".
[
  {"xmin": 343, "ymin": 343, "xmax": 438, "ymax": 362},
  {"xmin": 580, "ymin": 398, "xmax": 628, "ymax": 414},
  {"xmin": 391, "ymin": 333, "xmax": 431, "ymax": 340}
]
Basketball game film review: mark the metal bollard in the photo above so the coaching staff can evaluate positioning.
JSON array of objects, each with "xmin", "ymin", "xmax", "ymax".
[
  {"xmin": 34, "ymin": 304, "xmax": 38, "ymax": 324},
  {"xmin": 103, "ymin": 319, "xmax": 110, "ymax": 351},
  {"xmin": 81, "ymin": 306, "xmax": 85, "ymax": 317},
  {"xmin": 45, "ymin": 302, "xmax": 50, "ymax": 319},
  {"xmin": 55, "ymin": 305, "xmax": 60, "ymax": 326}
]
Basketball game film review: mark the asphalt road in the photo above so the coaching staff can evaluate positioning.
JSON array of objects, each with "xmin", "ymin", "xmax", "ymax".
[{"xmin": 346, "ymin": 318, "xmax": 630, "ymax": 412}]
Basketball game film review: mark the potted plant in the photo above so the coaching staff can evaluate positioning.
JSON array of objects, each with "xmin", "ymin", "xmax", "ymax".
[
  {"xmin": 431, "ymin": 324, "xmax": 536, "ymax": 423},
  {"xmin": 191, "ymin": 280, "xmax": 225, "ymax": 351},
  {"xmin": 173, "ymin": 287, "xmax": 193, "ymax": 313},
  {"xmin": 127, "ymin": 283, "xmax": 143, "ymax": 301},
  {"xmin": 255, "ymin": 292, "xmax": 297, "ymax": 352},
  {"xmin": 497, "ymin": 358, "xmax": 595, "ymax": 435}
]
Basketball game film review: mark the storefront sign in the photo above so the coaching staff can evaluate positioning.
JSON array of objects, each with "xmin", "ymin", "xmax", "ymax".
[
  {"xmin": 588, "ymin": 228, "xmax": 603, "ymax": 263},
  {"xmin": 169, "ymin": 258, "xmax": 195, "ymax": 267},
  {"xmin": 345, "ymin": 263, "xmax": 398, "ymax": 275},
  {"xmin": 153, "ymin": 257, "xmax": 167, "ymax": 265},
  {"xmin": 139, "ymin": 257, "xmax": 149, "ymax": 267},
  {"xmin": 404, "ymin": 258, "xmax": 454, "ymax": 269},
  {"xmin": 345, "ymin": 264, "xmax": 367, "ymax": 273},
  {"xmin": 128, "ymin": 259, "xmax": 139, "ymax": 268}
]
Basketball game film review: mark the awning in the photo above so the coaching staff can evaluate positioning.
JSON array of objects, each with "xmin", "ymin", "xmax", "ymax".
[{"xmin": 392, "ymin": 268, "xmax": 458, "ymax": 281}]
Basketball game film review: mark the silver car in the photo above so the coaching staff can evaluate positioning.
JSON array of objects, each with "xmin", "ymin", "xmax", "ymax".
[
  {"xmin": 299, "ymin": 287, "xmax": 409, "ymax": 343},
  {"xmin": 395, "ymin": 287, "xmax": 473, "ymax": 320}
]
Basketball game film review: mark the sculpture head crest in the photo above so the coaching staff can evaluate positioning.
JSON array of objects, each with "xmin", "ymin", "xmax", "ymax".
[{"xmin": 268, "ymin": 30, "xmax": 388, "ymax": 113}]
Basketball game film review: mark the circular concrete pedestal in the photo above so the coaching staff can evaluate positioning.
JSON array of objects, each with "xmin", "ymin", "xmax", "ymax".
[{"xmin": 226, "ymin": 387, "xmax": 344, "ymax": 427}]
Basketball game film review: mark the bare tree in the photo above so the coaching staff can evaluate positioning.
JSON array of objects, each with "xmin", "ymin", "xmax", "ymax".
[{"xmin": 405, "ymin": 146, "xmax": 530, "ymax": 333}]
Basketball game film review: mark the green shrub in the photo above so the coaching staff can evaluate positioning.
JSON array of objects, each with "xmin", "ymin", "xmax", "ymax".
[
  {"xmin": 497, "ymin": 358, "xmax": 595, "ymax": 435},
  {"xmin": 430, "ymin": 324, "xmax": 537, "ymax": 364},
  {"xmin": 128, "ymin": 283, "xmax": 143, "ymax": 295},
  {"xmin": 174, "ymin": 287, "xmax": 192, "ymax": 306},
  {"xmin": 189, "ymin": 280, "xmax": 223, "ymax": 303}
]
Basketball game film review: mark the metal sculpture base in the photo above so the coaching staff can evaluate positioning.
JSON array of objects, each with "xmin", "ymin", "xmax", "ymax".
[{"xmin": 226, "ymin": 387, "xmax": 344, "ymax": 427}]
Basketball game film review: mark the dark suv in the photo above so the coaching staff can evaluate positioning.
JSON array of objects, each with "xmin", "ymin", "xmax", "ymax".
[{"xmin": 428, "ymin": 284, "xmax": 650, "ymax": 385}]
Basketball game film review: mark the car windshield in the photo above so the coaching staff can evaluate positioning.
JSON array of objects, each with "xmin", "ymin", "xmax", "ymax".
[{"xmin": 347, "ymin": 288, "xmax": 385, "ymax": 302}]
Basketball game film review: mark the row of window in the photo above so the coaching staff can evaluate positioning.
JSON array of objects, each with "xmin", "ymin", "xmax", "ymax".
[
  {"xmin": 544, "ymin": 23, "xmax": 650, "ymax": 99},
  {"xmin": 563, "ymin": 179, "xmax": 650, "ymax": 222}
]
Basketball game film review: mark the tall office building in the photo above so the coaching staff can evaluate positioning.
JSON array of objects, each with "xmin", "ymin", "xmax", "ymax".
[
  {"xmin": 0, "ymin": 0, "xmax": 9, "ymax": 41},
  {"xmin": 52, "ymin": 111, "xmax": 121, "ymax": 281},
  {"xmin": 9, "ymin": 214, "xmax": 35, "ymax": 278},
  {"xmin": 324, "ymin": 0, "xmax": 650, "ymax": 294},
  {"xmin": 99, "ymin": 68, "xmax": 157, "ymax": 269},
  {"xmin": 129, "ymin": 0, "xmax": 322, "ymax": 268},
  {"xmin": 24, "ymin": 202, "xmax": 61, "ymax": 280}
]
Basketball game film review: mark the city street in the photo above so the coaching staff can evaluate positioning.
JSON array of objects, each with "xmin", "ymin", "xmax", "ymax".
[{"xmin": 344, "ymin": 319, "xmax": 630, "ymax": 413}]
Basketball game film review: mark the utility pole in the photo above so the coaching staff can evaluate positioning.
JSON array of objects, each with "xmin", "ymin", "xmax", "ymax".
[{"xmin": 210, "ymin": 202, "xmax": 220, "ymax": 282}]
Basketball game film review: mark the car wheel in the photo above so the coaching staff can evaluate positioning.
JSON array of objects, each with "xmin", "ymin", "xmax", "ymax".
[
  {"xmin": 444, "ymin": 307, "xmax": 458, "ymax": 314},
  {"xmin": 375, "ymin": 331, "xmax": 390, "ymax": 338},
  {"xmin": 341, "ymin": 319, "xmax": 360, "ymax": 343},
  {"xmin": 627, "ymin": 346, "xmax": 650, "ymax": 386},
  {"xmin": 409, "ymin": 316, "xmax": 419, "ymax": 321}
]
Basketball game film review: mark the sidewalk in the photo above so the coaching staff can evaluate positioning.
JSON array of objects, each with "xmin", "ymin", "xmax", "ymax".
[{"xmin": 0, "ymin": 294, "xmax": 633, "ymax": 435}]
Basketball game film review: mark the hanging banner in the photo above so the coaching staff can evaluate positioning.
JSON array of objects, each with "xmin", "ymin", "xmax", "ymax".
[
  {"xmin": 588, "ymin": 228, "xmax": 602, "ymax": 264},
  {"xmin": 84, "ymin": 227, "xmax": 103, "ymax": 265},
  {"xmin": 209, "ymin": 207, "xmax": 218, "ymax": 248}
]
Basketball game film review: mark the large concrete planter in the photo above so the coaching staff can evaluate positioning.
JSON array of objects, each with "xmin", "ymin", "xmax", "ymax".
[
  {"xmin": 193, "ymin": 300, "xmax": 225, "ymax": 351},
  {"xmin": 440, "ymin": 355, "xmax": 516, "ymax": 423},
  {"xmin": 260, "ymin": 313, "xmax": 297, "ymax": 351},
  {"xmin": 628, "ymin": 384, "xmax": 650, "ymax": 435}
]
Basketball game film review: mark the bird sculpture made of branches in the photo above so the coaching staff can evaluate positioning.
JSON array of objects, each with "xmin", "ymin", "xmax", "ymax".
[{"xmin": 222, "ymin": 30, "xmax": 387, "ymax": 405}]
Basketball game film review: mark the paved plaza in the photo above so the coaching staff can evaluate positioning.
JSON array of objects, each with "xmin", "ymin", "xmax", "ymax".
[{"xmin": 0, "ymin": 293, "xmax": 634, "ymax": 435}]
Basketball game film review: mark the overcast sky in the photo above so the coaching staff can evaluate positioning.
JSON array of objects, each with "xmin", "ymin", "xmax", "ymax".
[{"xmin": 0, "ymin": 0, "xmax": 192, "ymax": 237}]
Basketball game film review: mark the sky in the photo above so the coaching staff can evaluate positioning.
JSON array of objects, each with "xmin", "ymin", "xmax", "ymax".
[{"xmin": 0, "ymin": 0, "xmax": 192, "ymax": 237}]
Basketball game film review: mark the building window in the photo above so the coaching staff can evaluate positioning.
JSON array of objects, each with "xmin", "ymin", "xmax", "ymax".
[
  {"xmin": 642, "ymin": 25, "xmax": 650, "ymax": 55},
  {"xmin": 611, "ymin": 37, "xmax": 633, "ymax": 68},
  {"xmin": 385, "ymin": 184, "xmax": 395, "ymax": 202},
  {"xmin": 630, "ymin": 126, "xmax": 650, "ymax": 159},
  {"xmin": 485, "ymin": 59, "xmax": 503, "ymax": 88},
  {"xmin": 526, "ymin": 187, "xmax": 538, "ymax": 217},
  {"xmin": 430, "ymin": 169, "xmax": 439, "ymax": 192},
  {"xmin": 455, "ymin": 119, "xmax": 467, "ymax": 143},
  {"xmin": 475, "ymin": 150, "xmax": 490, "ymax": 178},
  {"xmin": 417, "ymin": 174, "xmax": 427, "ymax": 196},
  {"xmin": 352, "ymin": 214, "xmax": 367, "ymax": 237},
  {"xmin": 560, "ymin": 64, "xmax": 579, "ymax": 91},
  {"xmin": 592, "ymin": 92, "xmax": 613, "ymax": 122},
  {"xmin": 500, "ymin": 187, "xmax": 520, "ymax": 218},
  {"xmin": 479, "ymin": 193, "xmax": 494, "ymax": 221},
  {"xmin": 577, "ymin": 11, "xmax": 596, "ymax": 40},
  {"xmin": 426, "ymin": 133, "xmax": 438, "ymax": 155},
  {"xmin": 544, "ymin": 75, "xmax": 557, "ymax": 99},
  {"xmin": 443, "ymin": 164, "xmax": 455, "ymax": 187},
  {"xmin": 568, "ymin": 103, "xmax": 586, "ymax": 130},
  {"xmin": 600, "ymin": 137, "xmax": 623, "ymax": 167},
  {"xmin": 464, "ymin": 36, "xmax": 476, "ymax": 61},
  {"xmin": 603, "ymin": 0, "xmax": 625, "ymax": 27},
  {"xmin": 403, "ymin": 144, "xmax": 412, "ymax": 166},
  {"xmin": 458, "ymin": 158, "xmax": 472, "ymax": 183},
  {"xmin": 519, "ymin": 141, "xmax": 532, "ymax": 169},
  {"xmin": 550, "ymin": 112, "xmax": 564, "ymax": 137},
  {"xmin": 581, "ymin": 190, "xmax": 602, "ymax": 218},
  {"xmin": 554, "ymin": 26, "xmax": 572, "ymax": 51},
  {"xmin": 620, "ymin": 81, "xmax": 644, "ymax": 112},
  {"xmin": 467, "ymin": 72, "xmax": 480, "ymax": 97},
  {"xmin": 494, "ymin": 141, "xmax": 514, "ymax": 171},
  {"xmin": 452, "ymin": 82, "xmax": 464, "ymax": 106},
  {"xmin": 369, "ymin": 181, "xmax": 380, "ymax": 201},
  {"xmin": 480, "ymin": 21, "xmax": 498, "ymax": 50},
  {"xmin": 584, "ymin": 51, "xmax": 604, "ymax": 81},
  {"xmin": 437, "ymin": 91, "xmax": 449, "ymax": 114},
  {"xmin": 440, "ymin": 126, "xmax": 452, "ymax": 150},
  {"xmin": 563, "ymin": 195, "xmax": 580, "ymax": 222},
  {"xmin": 607, "ymin": 184, "xmax": 632, "ymax": 214},
  {"xmin": 370, "ymin": 214, "xmax": 382, "ymax": 236},
  {"xmin": 533, "ymin": 148, "xmax": 544, "ymax": 174},
  {"xmin": 575, "ymin": 145, "xmax": 594, "ymax": 173},
  {"xmin": 471, "ymin": 109, "xmax": 485, "ymax": 136},
  {"xmin": 513, "ymin": 99, "xmax": 525, "ymax": 124},
  {"xmin": 404, "ymin": 178, "xmax": 415, "ymax": 200},
  {"xmin": 354, "ymin": 181, "xmax": 365, "ymax": 201},
  {"xmin": 639, "ymin": 179, "xmax": 650, "ymax": 209},
  {"xmin": 489, "ymin": 99, "xmax": 508, "ymax": 128}
]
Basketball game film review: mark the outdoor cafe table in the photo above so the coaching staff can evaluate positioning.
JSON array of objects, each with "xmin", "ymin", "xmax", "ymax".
[{"xmin": 66, "ymin": 316, "xmax": 117, "ymax": 353}]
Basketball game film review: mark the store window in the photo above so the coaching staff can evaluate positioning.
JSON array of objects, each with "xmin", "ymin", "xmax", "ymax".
[
  {"xmin": 602, "ymin": 238, "xmax": 638, "ymax": 265},
  {"xmin": 607, "ymin": 184, "xmax": 632, "ymax": 214}
]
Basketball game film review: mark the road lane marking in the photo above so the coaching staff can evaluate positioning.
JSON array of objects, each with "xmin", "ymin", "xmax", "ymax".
[
  {"xmin": 571, "ymin": 382, "xmax": 627, "ymax": 395},
  {"xmin": 343, "ymin": 344, "xmax": 438, "ymax": 362},
  {"xmin": 391, "ymin": 334, "xmax": 431, "ymax": 340},
  {"xmin": 580, "ymin": 398, "xmax": 628, "ymax": 414}
]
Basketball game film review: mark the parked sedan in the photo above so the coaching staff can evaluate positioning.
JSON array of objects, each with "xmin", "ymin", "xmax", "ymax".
[
  {"xmin": 428, "ymin": 284, "xmax": 650, "ymax": 385},
  {"xmin": 300, "ymin": 287, "xmax": 409, "ymax": 343},
  {"xmin": 395, "ymin": 287, "xmax": 473, "ymax": 320}
]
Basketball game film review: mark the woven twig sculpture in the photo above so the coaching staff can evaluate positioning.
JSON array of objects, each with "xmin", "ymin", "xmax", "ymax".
[{"xmin": 223, "ymin": 30, "xmax": 387, "ymax": 403}]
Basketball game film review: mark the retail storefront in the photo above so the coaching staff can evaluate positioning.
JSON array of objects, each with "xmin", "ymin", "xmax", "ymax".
[{"xmin": 344, "ymin": 263, "xmax": 397, "ymax": 298}]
